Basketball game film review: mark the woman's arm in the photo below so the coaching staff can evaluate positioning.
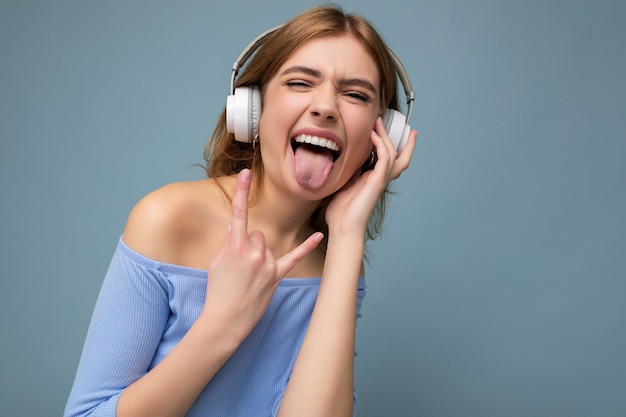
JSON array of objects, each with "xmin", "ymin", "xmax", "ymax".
[
  {"xmin": 115, "ymin": 302, "xmax": 244, "ymax": 417},
  {"xmin": 278, "ymin": 119, "xmax": 417, "ymax": 417},
  {"xmin": 64, "ymin": 240, "xmax": 173, "ymax": 417},
  {"xmin": 277, "ymin": 234, "xmax": 364, "ymax": 417}
]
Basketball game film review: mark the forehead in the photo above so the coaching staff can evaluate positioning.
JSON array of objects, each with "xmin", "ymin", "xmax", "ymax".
[{"xmin": 279, "ymin": 34, "xmax": 380, "ymax": 84}]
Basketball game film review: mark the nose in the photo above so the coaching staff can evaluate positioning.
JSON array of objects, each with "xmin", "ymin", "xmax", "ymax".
[{"xmin": 309, "ymin": 84, "xmax": 338, "ymax": 122}]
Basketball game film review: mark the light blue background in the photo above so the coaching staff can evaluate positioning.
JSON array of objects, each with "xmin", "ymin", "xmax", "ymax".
[{"xmin": 1, "ymin": 0, "xmax": 625, "ymax": 416}]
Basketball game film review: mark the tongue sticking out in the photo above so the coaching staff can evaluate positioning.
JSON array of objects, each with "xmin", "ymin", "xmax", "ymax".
[{"xmin": 294, "ymin": 145, "xmax": 335, "ymax": 190}]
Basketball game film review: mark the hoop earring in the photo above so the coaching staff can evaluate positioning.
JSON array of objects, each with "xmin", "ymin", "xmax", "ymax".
[
  {"xmin": 252, "ymin": 134, "xmax": 259, "ymax": 151},
  {"xmin": 364, "ymin": 150, "xmax": 376, "ymax": 168}
]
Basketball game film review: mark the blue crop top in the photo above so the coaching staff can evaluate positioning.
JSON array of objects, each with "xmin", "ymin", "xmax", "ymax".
[{"xmin": 64, "ymin": 237, "xmax": 366, "ymax": 417}]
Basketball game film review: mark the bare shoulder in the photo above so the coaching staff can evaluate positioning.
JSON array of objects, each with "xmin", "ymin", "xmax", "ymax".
[{"xmin": 123, "ymin": 179, "xmax": 229, "ymax": 265}]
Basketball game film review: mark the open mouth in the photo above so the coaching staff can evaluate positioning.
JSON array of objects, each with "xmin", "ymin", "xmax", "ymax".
[{"xmin": 291, "ymin": 134, "xmax": 341, "ymax": 162}]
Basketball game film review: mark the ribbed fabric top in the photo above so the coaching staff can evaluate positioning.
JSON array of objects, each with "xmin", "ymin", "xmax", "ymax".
[{"xmin": 64, "ymin": 237, "xmax": 366, "ymax": 417}]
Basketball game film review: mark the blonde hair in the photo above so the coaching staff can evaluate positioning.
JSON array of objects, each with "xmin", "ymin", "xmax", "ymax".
[{"xmin": 203, "ymin": 4, "xmax": 401, "ymax": 249}]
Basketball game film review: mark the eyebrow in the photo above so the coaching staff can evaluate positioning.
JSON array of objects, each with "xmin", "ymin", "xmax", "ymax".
[{"xmin": 280, "ymin": 65, "xmax": 379, "ymax": 96}]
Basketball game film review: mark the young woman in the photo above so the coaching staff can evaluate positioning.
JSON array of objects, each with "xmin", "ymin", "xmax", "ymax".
[{"xmin": 65, "ymin": 5, "xmax": 416, "ymax": 417}]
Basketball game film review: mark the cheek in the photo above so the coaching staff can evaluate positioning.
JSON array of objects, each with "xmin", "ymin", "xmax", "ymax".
[
  {"xmin": 260, "ymin": 94, "xmax": 306, "ymax": 134},
  {"xmin": 345, "ymin": 132, "xmax": 374, "ymax": 171},
  {"xmin": 346, "ymin": 113, "xmax": 376, "ymax": 150}
]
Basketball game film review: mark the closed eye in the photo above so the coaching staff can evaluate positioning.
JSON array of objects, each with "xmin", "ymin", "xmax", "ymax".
[
  {"xmin": 344, "ymin": 91, "xmax": 371, "ymax": 103},
  {"xmin": 285, "ymin": 80, "xmax": 312, "ymax": 89}
]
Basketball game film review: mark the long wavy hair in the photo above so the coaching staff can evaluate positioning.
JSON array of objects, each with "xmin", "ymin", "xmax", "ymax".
[{"xmin": 203, "ymin": 4, "xmax": 401, "ymax": 251}]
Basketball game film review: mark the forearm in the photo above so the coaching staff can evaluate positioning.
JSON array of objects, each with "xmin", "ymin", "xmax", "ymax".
[
  {"xmin": 117, "ymin": 315, "xmax": 241, "ymax": 417},
  {"xmin": 278, "ymin": 234, "xmax": 364, "ymax": 417}
]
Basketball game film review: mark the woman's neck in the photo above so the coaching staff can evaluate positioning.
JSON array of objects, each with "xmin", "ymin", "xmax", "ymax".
[{"xmin": 247, "ymin": 179, "xmax": 322, "ymax": 258}]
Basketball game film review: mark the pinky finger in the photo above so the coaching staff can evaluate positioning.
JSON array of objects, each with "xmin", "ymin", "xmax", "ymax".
[{"xmin": 276, "ymin": 232, "xmax": 324, "ymax": 278}]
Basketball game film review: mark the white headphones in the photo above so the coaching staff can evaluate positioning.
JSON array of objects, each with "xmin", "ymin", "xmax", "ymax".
[{"xmin": 226, "ymin": 25, "xmax": 415, "ymax": 152}]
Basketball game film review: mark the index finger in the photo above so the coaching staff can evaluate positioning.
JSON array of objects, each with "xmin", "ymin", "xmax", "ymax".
[
  {"xmin": 229, "ymin": 168, "xmax": 252, "ymax": 239},
  {"xmin": 396, "ymin": 129, "xmax": 417, "ymax": 166},
  {"xmin": 389, "ymin": 129, "xmax": 417, "ymax": 181}
]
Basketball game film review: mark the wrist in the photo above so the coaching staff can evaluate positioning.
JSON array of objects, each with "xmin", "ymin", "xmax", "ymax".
[
  {"xmin": 193, "ymin": 310, "xmax": 247, "ymax": 355},
  {"xmin": 327, "ymin": 228, "xmax": 366, "ymax": 246},
  {"xmin": 325, "ymin": 233, "xmax": 365, "ymax": 262}
]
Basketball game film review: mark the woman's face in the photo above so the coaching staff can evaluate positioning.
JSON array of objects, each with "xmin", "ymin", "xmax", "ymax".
[{"xmin": 258, "ymin": 33, "xmax": 382, "ymax": 200}]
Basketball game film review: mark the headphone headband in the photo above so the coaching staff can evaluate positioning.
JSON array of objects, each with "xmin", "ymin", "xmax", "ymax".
[{"xmin": 229, "ymin": 25, "xmax": 282, "ymax": 95}]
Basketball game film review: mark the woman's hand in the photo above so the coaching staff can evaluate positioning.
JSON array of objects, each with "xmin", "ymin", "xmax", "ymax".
[
  {"xmin": 201, "ymin": 169, "xmax": 323, "ymax": 342},
  {"xmin": 325, "ymin": 117, "xmax": 417, "ymax": 237}
]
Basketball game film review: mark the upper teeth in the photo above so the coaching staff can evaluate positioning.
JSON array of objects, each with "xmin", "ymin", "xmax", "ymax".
[{"xmin": 294, "ymin": 134, "xmax": 340, "ymax": 152}]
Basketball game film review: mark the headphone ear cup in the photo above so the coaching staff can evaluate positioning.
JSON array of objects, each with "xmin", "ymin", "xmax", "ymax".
[
  {"xmin": 226, "ymin": 86, "xmax": 262, "ymax": 143},
  {"xmin": 382, "ymin": 108, "xmax": 411, "ymax": 153}
]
